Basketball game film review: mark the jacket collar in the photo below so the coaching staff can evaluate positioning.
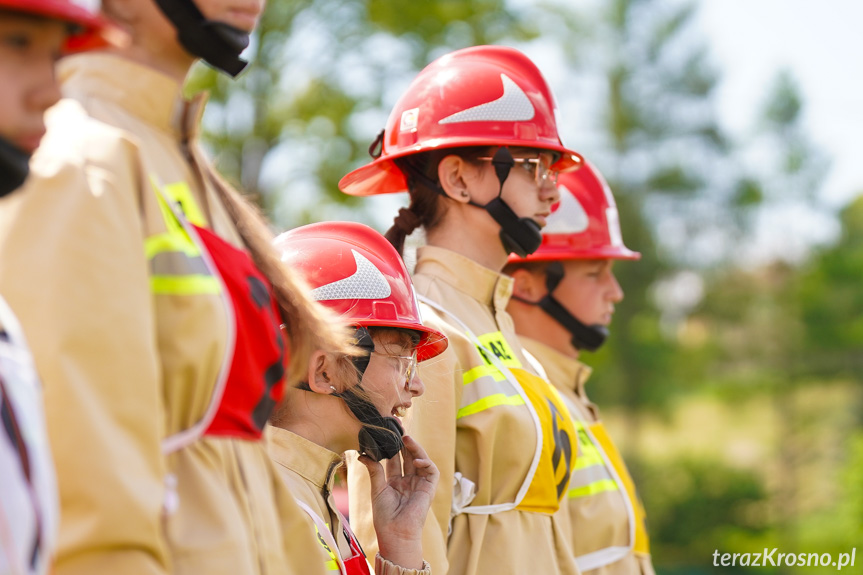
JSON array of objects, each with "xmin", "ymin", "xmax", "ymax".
[
  {"xmin": 520, "ymin": 336, "xmax": 592, "ymax": 399},
  {"xmin": 415, "ymin": 246, "xmax": 514, "ymax": 313},
  {"xmin": 57, "ymin": 53, "xmax": 208, "ymax": 142},
  {"xmin": 267, "ymin": 426, "xmax": 344, "ymax": 491}
]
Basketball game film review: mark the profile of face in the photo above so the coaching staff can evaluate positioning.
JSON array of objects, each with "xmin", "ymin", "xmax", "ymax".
[
  {"xmin": 358, "ymin": 329, "xmax": 424, "ymax": 424},
  {"xmin": 439, "ymin": 147, "xmax": 561, "ymax": 235},
  {"xmin": 0, "ymin": 13, "xmax": 67, "ymax": 153},
  {"xmin": 554, "ymin": 259, "xmax": 624, "ymax": 327},
  {"xmin": 104, "ymin": 0, "xmax": 266, "ymax": 52}
]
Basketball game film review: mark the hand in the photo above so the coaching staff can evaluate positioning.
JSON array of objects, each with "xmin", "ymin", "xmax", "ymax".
[{"xmin": 358, "ymin": 434, "xmax": 439, "ymax": 570}]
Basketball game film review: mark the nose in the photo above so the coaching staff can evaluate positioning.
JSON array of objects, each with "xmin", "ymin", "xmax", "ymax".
[
  {"xmin": 407, "ymin": 373, "xmax": 425, "ymax": 398},
  {"xmin": 540, "ymin": 176, "xmax": 560, "ymax": 204},
  {"xmin": 607, "ymin": 272, "xmax": 624, "ymax": 303},
  {"xmin": 30, "ymin": 57, "xmax": 62, "ymax": 115}
]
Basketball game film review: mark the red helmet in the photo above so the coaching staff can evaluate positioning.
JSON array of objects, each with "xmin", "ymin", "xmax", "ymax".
[
  {"xmin": 274, "ymin": 222, "xmax": 448, "ymax": 362},
  {"xmin": 508, "ymin": 161, "xmax": 640, "ymax": 263},
  {"xmin": 339, "ymin": 45, "xmax": 582, "ymax": 197},
  {"xmin": 0, "ymin": 0, "xmax": 119, "ymax": 52}
]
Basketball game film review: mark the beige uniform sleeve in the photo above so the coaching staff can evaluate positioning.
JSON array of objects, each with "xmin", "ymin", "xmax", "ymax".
[
  {"xmin": 347, "ymin": 316, "xmax": 462, "ymax": 575},
  {"xmin": 0, "ymin": 112, "xmax": 170, "ymax": 575}
]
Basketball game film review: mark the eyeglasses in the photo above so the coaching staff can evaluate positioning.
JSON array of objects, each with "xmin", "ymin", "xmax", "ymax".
[
  {"xmin": 371, "ymin": 349, "xmax": 418, "ymax": 389},
  {"xmin": 476, "ymin": 155, "xmax": 560, "ymax": 187}
]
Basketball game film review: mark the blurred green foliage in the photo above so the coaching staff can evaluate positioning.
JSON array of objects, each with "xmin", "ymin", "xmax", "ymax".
[{"xmin": 191, "ymin": 0, "xmax": 862, "ymax": 572}]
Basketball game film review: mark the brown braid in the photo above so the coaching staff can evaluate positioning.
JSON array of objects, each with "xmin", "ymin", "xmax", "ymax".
[{"xmin": 385, "ymin": 147, "xmax": 488, "ymax": 255}]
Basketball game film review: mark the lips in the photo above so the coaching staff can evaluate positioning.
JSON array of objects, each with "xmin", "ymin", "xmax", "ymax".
[
  {"xmin": 15, "ymin": 131, "xmax": 46, "ymax": 155},
  {"xmin": 226, "ymin": 5, "xmax": 263, "ymax": 32}
]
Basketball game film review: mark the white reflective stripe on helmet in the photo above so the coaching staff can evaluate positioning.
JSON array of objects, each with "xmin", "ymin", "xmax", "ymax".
[{"xmin": 70, "ymin": 0, "xmax": 101, "ymax": 14}]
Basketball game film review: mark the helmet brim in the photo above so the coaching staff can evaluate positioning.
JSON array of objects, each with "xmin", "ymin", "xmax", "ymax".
[
  {"xmin": 509, "ymin": 245, "xmax": 642, "ymax": 263},
  {"xmin": 340, "ymin": 139, "xmax": 583, "ymax": 197},
  {"xmin": 354, "ymin": 319, "xmax": 449, "ymax": 362},
  {"xmin": 3, "ymin": 0, "xmax": 124, "ymax": 52}
]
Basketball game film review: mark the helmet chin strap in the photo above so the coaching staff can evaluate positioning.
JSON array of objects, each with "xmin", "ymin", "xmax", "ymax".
[
  {"xmin": 514, "ymin": 261, "xmax": 608, "ymax": 352},
  {"xmin": 0, "ymin": 137, "xmax": 30, "ymax": 198},
  {"xmin": 470, "ymin": 147, "xmax": 542, "ymax": 258},
  {"xmin": 333, "ymin": 327, "xmax": 405, "ymax": 462},
  {"xmin": 153, "ymin": 0, "xmax": 251, "ymax": 77}
]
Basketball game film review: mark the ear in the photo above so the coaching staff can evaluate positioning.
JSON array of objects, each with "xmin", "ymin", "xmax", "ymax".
[
  {"xmin": 307, "ymin": 351, "xmax": 335, "ymax": 394},
  {"xmin": 511, "ymin": 268, "xmax": 548, "ymax": 302},
  {"xmin": 437, "ymin": 155, "xmax": 473, "ymax": 204}
]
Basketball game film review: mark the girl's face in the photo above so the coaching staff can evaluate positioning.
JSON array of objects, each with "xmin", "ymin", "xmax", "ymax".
[
  {"xmin": 359, "ymin": 330, "xmax": 424, "ymax": 425},
  {"xmin": 103, "ymin": 0, "xmax": 266, "ymax": 68},
  {"xmin": 0, "ymin": 14, "xmax": 66, "ymax": 153},
  {"xmin": 555, "ymin": 259, "xmax": 624, "ymax": 327}
]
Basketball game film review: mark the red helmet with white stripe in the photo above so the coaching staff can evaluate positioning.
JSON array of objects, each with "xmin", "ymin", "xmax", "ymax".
[
  {"xmin": 0, "ymin": 0, "xmax": 118, "ymax": 52},
  {"xmin": 508, "ymin": 161, "xmax": 640, "ymax": 263},
  {"xmin": 339, "ymin": 45, "xmax": 582, "ymax": 197},
  {"xmin": 274, "ymin": 221, "xmax": 448, "ymax": 362}
]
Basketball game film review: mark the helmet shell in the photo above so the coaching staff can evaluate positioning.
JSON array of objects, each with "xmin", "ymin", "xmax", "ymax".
[
  {"xmin": 339, "ymin": 45, "xmax": 582, "ymax": 196},
  {"xmin": 0, "ymin": 0, "xmax": 118, "ymax": 52},
  {"xmin": 275, "ymin": 222, "xmax": 448, "ymax": 362},
  {"xmin": 509, "ymin": 161, "xmax": 641, "ymax": 263}
]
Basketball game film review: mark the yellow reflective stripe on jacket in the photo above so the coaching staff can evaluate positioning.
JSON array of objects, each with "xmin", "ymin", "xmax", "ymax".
[
  {"xmin": 462, "ymin": 364, "xmax": 506, "ymax": 385},
  {"xmin": 457, "ymin": 392, "xmax": 525, "ymax": 419},
  {"xmin": 567, "ymin": 420, "xmax": 620, "ymax": 500},
  {"xmin": 568, "ymin": 478, "xmax": 618, "ymax": 499},
  {"xmin": 150, "ymin": 276, "xmax": 220, "ymax": 296},
  {"xmin": 146, "ymin": 176, "xmax": 220, "ymax": 296},
  {"xmin": 457, "ymin": 331, "xmax": 527, "ymax": 419}
]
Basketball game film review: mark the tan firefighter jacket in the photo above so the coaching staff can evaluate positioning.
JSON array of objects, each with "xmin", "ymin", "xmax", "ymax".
[
  {"xmin": 268, "ymin": 426, "xmax": 430, "ymax": 575},
  {"xmin": 0, "ymin": 53, "xmax": 319, "ymax": 575},
  {"xmin": 521, "ymin": 337, "xmax": 655, "ymax": 575},
  {"xmin": 348, "ymin": 246, "xmax": 580, "ymax": 575}
]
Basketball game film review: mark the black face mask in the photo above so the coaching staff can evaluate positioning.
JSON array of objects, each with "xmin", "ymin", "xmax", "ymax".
[
  {"xmin": 0, "ymin": 137, "xmax": 30, "ymax": 199},
  {"xmin": 153, "ymin": 0, "xmax": 251, "ymax": 77},
  {"xmin": 334, "ymin": 327, "xmax": 405, "ymax": 462},
  {"xmin": 515, "ymin": 261, "xmax": 608, "ymax": 352},
  {"xmin": 470, "ymin": 147, "xmax": 543, "ymax": 258}
]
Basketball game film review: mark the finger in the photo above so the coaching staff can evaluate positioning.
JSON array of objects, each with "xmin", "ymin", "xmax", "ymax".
[
  {"xmin": 384, "ymin": 449, "xmax": 403, "ymax": 480},
  {"xmin": 400, "ymin": 435, "xmax": 420, "ymax": 476},
  {"xmin": 359, "ymin": 454, "xmax": 387, "ymax": 496}
]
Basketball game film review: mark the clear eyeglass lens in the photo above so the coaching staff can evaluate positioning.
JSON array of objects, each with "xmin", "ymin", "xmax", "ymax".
[
  {"xmin": 476, "ymin": 155, "xmax": 559, "ymax": 187},
  {"xmin": 514, "ymin": 157, "xmax": 559, "ymax": 186}
]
